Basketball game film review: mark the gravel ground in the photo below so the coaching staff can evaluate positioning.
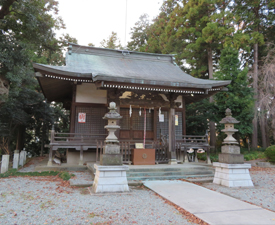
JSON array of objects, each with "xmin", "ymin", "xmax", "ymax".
[
  {"xmin": 0, "ymin": 176, "xmax": 195, "ymax": 225},
  {"xmin": 199, "ymin": 167, "xmax": 275, "ymax": 212}
]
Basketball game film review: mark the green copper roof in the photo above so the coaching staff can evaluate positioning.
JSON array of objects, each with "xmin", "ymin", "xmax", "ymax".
[{"xmin": 33, "ymin": 44, "xmax": 230, "ymax": 89}]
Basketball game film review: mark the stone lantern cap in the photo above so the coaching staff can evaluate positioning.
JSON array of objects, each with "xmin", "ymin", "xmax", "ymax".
[
  {"xmin": 103, "ymin": 102, "xmax": 122, "ymax": 120},
  {"xmin": 219, "ymin": 108, "xmax": 239, "ymax": 124}
]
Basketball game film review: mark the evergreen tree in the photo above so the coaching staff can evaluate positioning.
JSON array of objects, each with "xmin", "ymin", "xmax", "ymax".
[
  {"xmin": 100, "ymin": 31, "xmax": 122, "ymax": 49},
  {"xmin": 214, "ymin": 47, "xmax": 254, "ymax": 143},
  {"xmin": 127, "ymin": 14, "xmax": 150, "ymax": 52}
]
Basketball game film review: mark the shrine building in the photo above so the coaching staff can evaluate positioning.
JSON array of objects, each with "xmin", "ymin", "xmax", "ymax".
[{"xmin": 33, "ymin": 43, "xmax": 230, "ymax": 166}]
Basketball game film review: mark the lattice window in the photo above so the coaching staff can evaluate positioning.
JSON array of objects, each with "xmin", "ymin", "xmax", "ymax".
[
  {"xmin": 120, "ymin": 108, "xmax": 153, "ymax": 131},
  {"xmin": 132, "ymin": 108, "xmax": 144, "ymax": 130},
  {"xmin": 156, "ymin": 110, "xmax": 183, "ymax": 139},
  {"xmin": 75, "ymin": 106, "xmax": 106, "ymax": 136},
  {"xmin": 120, "ymin": 108, "xmax": 130, "ymax": 130},
  {"xmin": 175, "ymin": 111, "xmax": 183, "ymax": 139},
  {"xmin": 157, "ymin": 110, "xmax": 168, "ymax": 138}
]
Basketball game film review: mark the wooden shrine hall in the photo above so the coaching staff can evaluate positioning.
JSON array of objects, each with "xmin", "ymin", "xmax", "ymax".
[{"xmin": 33, "ymin": 43, "xmax": 230, "ymax": 166}]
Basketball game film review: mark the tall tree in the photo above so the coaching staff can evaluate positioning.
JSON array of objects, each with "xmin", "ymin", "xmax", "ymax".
[
  {"xmin": 232, "ymin": 0, "xmax": 275, "ymax": 148},
  {"xmin": 100, "ymin": 31, "xmax": 122, "ymax": 50},
  {"xmin": 127, "ymin": 14, "xmax": 150, "ymax": 52},
  {"xmin": 0, "ymin": 0, "xmax": 72, "ymax": 155},
  {"xmin": 214, "ymin": 47, "xmax": 254, "ymax": 144}
]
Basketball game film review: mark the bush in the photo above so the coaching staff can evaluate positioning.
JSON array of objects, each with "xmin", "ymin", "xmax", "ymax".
[
  {"xmin": 58, "ymin": 171, "xmax": 74, "ymax": 181},
  {"xmin": 265, "ymin": 145, "xmax": 275, "ymax": 163},
  {"xmin": 244, "ymin": 151, "xmax": 265, "ymax": 161},
  {"xmin": 197, "ymin": 153, "xmax": 219, "ymax": 162}
]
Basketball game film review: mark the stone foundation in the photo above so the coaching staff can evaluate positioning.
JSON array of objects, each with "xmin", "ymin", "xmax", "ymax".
[
  {"xmin": 219, "ymin": 153, "xmax": 244, "ymax": 164},
  {"xmin": 92, "ymin": 164, "xmax": 129, "ymax": 193},
  {"xmin": 213, "ymin": 162, "xmax": 253, "ymax": 187}
]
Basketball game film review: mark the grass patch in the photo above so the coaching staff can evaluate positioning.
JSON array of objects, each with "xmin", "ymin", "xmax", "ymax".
[
  {"xmin": 0, "ymin": 169, "xmax": 59, "ymax": 178},
  {"xmin": 0, "ymin": 169, "xmax": 74, "ymax": 180},
  {"xmin": 58, "ymin": 171, "xmax": 74, "ymax": 181}
]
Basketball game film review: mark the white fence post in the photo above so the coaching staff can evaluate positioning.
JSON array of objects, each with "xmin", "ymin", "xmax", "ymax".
[
  {"xmin": 13, "ymin": 150, "xmax": 20, "ymax": 169},
  {"xmin": 22, "ymin": 150, "xmax": 27, "ymax": 165},
  {"xmin": 19, "ymin": 151, "xmax": 24, "ymax": 166},
  {"xmin": 1, "ymin": 155, "xmax": 10, "ymax": 174}
]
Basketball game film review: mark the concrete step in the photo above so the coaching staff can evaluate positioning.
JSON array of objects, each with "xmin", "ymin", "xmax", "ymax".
[
  {"xmin": 127, "ymin": 174, "xmax": 213, "ymax": 181},
  {"xmin": 127, "ymin": 170, "xmax": 214, "ymax": 177}
]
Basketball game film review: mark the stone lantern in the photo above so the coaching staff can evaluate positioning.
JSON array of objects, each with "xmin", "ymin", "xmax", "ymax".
[
  {"xmin": 100, "ymin": 102, "xmax": 123, "ymax": 165},
  {"xmin": 213, "ymin": 108, "xmax": 253, "ymax": 187},
  {"xmin": 92, "ymin": 102, "xmax": 129, "ymax": 193},
  {"xmin": 219, "ymin": 108, "xmax": 243, "ymax": 163}
]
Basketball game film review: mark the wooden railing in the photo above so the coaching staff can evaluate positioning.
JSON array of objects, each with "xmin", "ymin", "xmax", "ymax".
[
  {"xmin": 49, "ymin": 129, "xmax": 210, "ymax": 164},
  {"xmin": 50, "ymin": 130, "xmax": 106, "ymax": 151},
  {"xmin": 95, "ymin": 140, "xmax": 170, "ymax": 165}
]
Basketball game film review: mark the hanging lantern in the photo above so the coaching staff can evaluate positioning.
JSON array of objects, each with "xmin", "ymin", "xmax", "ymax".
[
  {"xmin": 129, "ymin": 105, "xmax": 132, "ymax": 117},
  {"xmin": 139, "ymin": 107, "xmax": 141, "ymax": 116},
  {"xmin": 159, "ymin": 107, "xmax": 161, "ymax": 116},
  {"xmin": 149, "ymin": 108, "xmax": 151, "ymax": 113}
]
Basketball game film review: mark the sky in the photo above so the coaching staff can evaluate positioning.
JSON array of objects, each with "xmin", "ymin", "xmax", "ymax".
[{"xmin": 55, "ymin": 0, "xmax": 163, "ymax": 47}]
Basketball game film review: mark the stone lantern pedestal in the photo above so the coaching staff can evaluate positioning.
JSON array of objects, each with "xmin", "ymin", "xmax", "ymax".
[
  {"xmin": 92, "ymin": 102, "xmax": 129, "ymax": 193},
  {"xmin": 213, "ymin": 109, "xmax": 253, "ymax": 187}
]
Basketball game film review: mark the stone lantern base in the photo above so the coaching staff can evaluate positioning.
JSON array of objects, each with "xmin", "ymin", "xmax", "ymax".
[
  {"xmin": 92, "ymin": 164, "xmax": 130, "ymax": 193},
  {"xmin": 213, "ymin": 162, "xmax": 253, "ymax": 187}
]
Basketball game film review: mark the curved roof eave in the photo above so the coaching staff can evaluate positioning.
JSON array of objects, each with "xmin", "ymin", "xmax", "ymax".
[{"xmin": 33, "ymin": 63, "xmax": 93, "ymax": 78}]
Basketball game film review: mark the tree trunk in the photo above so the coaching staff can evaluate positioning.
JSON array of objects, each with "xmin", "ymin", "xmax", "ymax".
[
  {"xmin": 16, "ymin": 126, "xmax": 25, "ymax": 150},
  {"xmin": 252, "ymin": 43, "xmax": 258, "ymax": 149},
  {"xmin": 208, "ymin": 48, "xmax": 216, "ymax": 148},
  {"xmin": 0, "ymin": 0, "xmax": 17, "ymax": 19},
  {"xmin": 260, "ymin": 113, "xmax": 267, "ymax": 148}
]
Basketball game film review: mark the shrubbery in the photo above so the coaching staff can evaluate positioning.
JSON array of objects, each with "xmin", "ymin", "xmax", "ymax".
[
  {"xmin": 265, "ymin": 145, "xmax": 275, "ymax": 163},
  {"xmin": 0, "ymin": 169, "xmax": 75, "ymax": 180}
]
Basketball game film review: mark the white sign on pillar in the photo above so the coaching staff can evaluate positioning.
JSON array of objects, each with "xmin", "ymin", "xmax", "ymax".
[{"xmin": 78, "ymin": 113, "xmax": 86, "ymax": 123}]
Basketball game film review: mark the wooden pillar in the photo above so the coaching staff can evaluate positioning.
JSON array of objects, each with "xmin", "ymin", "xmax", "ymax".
[
  {"xmin": 47, "ymin": 127, "xmax": 54, "ymax": 166},
  {"xmin": 79, "ymin": 147, "xmax": 84, "ymax": 166},
  {"xmin": 182, "ymin": 97, "xmax": 186, "ymax": 135},
  {"xmin": 167, "ymin": 93, "xmax": 179, "ymax": 165},
  {"xmin": 153, "ymin": 108, "xmax": 158, "ymax": 141},
  {"xmin": 168, "ymin": 107, "xmax": 177, "ymax": 165},
  {"xmin": 69, "ymin": 83, "xmax": 77, "ymax": 133}
]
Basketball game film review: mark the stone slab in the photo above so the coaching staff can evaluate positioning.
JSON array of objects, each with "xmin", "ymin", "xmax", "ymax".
[
  {"xmin": 144, "ymin": 180, "xmax": 275, "ymax": 225},
  {"xmin": 13, "ymin": 153, "xmax": 19, "ymax": 169},
  {"xmin": 213, "ymin": 163, "xmax": 253, "ymax": 187},
  {"xmin": 100, "ymin": 154, "xmax": 122, "ymax": 165},
  {"xmin": 219, "ymin": 153, "xmax": 244, "ymax": 164},
  {"xmin": 221, "ymin": 145, "xmax": 240, "ymax": 154},
  {"xmin": 92, "ymin": 164, "xmax": 129, "ymax": 193},
  {"xmin": 1, "ymin": 155, "xmax": 9, "ymax": 174},
  {"xmin": 103, "ymin": 144, "xmax": 120, "ymax": 154},
  {"xmin": 22, "ymin": 150, "xmax": 27, "ymax": 165},
  {"xmin": 19, "ymin": 151, "xmax": 24, "ymax": 166}
]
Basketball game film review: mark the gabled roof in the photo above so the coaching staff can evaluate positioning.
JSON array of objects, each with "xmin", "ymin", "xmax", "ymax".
[
  {"xmin": 33, "ymin": 43, "xmax": 230, "ymax": 89},
  {"xmin": 33, "ymin": 44, "xmax": 231, "ymax": 105}
]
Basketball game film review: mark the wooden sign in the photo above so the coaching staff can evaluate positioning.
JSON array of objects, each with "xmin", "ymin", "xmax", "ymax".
[
  {"xmin": 175, "ymin": 115, "xmax": 178, "ymax": 126},
  {"xmin": 78, "ymin": 113, "xmax": 86, "ymax": 123},
  {"xmin": 135, "ymin": 143, "xmax": 144, "ymax": 149},
  {"xmin": 159, "ymin": 114, "xmax": 164, "ymax": 122}
]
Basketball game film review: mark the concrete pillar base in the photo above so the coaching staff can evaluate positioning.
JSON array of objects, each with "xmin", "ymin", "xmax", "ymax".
[
  {"xmin": 47, "ymin": 160, "xmax": 53, "ymax": 166},
  {"xmin": 213, "ymin": 162, "xmax": 253, "ymax": 187},
  {"xmin": 92, "ymin": 164, "xmax": 129, "ymax": 193},
  {"xmin": 168, "ymin": 159, "xmax": 177, "ymax": 165},
  {"xmin": 13, "ymin": 152, "xmax": 19, "ymax": 169},
  {"xmin": 1, "ymin": 155, "xmax": 10, "ymax": 174}
]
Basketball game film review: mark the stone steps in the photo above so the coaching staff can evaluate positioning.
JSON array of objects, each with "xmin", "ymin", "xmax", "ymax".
[{"xmin": 87, "ymin": 162, "xmax": 214, "ymax": 182}]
